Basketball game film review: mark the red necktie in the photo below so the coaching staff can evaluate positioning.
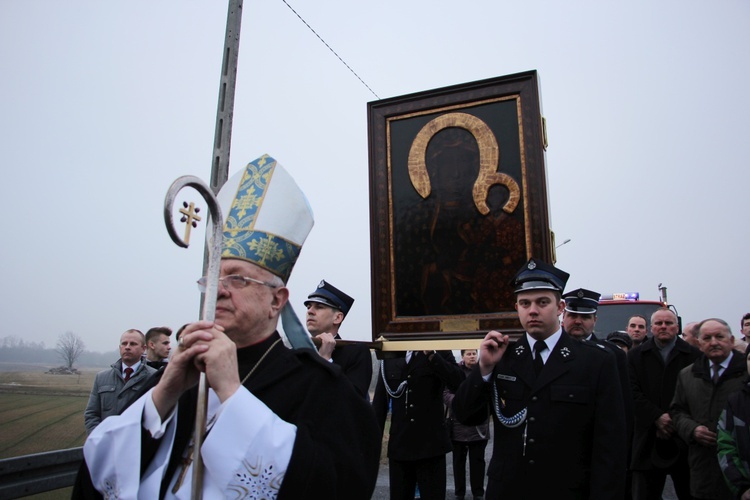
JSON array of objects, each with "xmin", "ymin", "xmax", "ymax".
[{"xmin": 124, "ymin": 367, "xmax": 134, "ymax": 382}]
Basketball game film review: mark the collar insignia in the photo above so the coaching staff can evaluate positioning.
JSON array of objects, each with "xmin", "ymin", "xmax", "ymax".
[
  {"xmin": 560, "ymin": 347, "xmax": 571, "ymax": 358},
  {"xmin": 515, "ymin": 344, "xmax": 526, "ymax": 356}
]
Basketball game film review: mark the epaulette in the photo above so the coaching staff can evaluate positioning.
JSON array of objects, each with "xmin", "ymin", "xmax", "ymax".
[{"xmin": 579, "ymin": 339, "xmax": 614, "ymax": 359}]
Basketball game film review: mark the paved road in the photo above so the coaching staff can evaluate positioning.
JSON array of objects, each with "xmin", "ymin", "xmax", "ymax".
[
  {"xmin": 371, "ymin": 435, "xmax": 492, "ymax": 500},
  {"xmin": 371, "ymin": 430, "xmax": 677, "ymax": 499}
]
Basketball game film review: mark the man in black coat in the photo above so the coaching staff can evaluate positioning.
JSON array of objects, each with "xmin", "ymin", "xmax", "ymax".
[
  {"xmin": 373, "ymin": 349, "xmax": 465, "ymax": 499},
  {"xmin": 305, "ymin": 279, "xmax": 373, "ymax": 399},
  {"xmin": 452, "ymin": 259, "xmax": 627, "ymax": 500},
  {"xmin": 77, "ymin": 156, "xmax": 380, "ymax": 499},
  {"xmin": 79, "ymin": 263, "xmax": 381, "ymax": 499},
  {"xmin": 628, "ymin": 307, "xmax": 701, "ymax": 499},
  {"xmin": 671, "ymin": 318, "xmax": 747, "ymax": 500},
  {"xmin": 562, "ymin": 287, "xmax": 634, "ymax": 497},
  {"xmin": 561, "ymin": 287, "xmax": 633, "ymax": 433}
]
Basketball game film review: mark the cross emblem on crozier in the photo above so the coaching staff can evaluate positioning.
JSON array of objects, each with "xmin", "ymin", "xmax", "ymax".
[{"xmin": 179, "ymin": 201, "xmax": 202, "ymax": 245}]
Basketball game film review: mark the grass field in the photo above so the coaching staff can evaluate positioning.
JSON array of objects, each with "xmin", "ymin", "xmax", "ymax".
[
  {"xmin": 0, "ymin": 368, "xmax": 390, "ymax": 498},
  {"xmin": 0, "ymin": 368, "xmax": 97, "ymax": 395},
  {"xmin": 0, "ymin": 393, "xmax": 89, "ymax": 458},
  {"xmin": 0, "ymin": 369, "xmax": 97, "ymax": 459}
]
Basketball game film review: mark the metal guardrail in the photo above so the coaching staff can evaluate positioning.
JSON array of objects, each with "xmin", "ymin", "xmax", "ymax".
[{"xmin": 0, "ymin": 447, "xmax": 82, "ymax": 498}]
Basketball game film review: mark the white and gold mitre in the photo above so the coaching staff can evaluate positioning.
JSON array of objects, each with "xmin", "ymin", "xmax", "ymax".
[{"xmin": 215, "ymin": 154, "xmax": 314, "ymax": 282}]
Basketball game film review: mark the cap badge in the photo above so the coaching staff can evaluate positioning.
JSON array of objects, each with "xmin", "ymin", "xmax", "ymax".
[
  {"xmin": 577, "ymin": 290, "xmax": 584, "ymax": 298},
  {"xmin": 527, "ymin": 260, "xmax": 537, "ymax": 270},
  {"xmin": 318, "ymin": 279, "xmax": 326, "ymax": 288},
  {"xmin": 560, "ymin": 347, "xmax": 571, "ymax": 358}
]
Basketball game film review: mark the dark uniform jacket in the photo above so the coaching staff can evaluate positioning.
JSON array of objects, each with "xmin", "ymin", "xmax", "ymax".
[
  {"xmin": 330, "ymin": 334, "xmax": 373, "ymax": 399},
  {"xmin": 628, "ymin": 336, "xmax": 701, "ymax": 470},
  {"xmin": 373, "ymin": 350, "xmax": 464, "ymax": 461},
  {"xmin": 75, "ymin": 332, "xmax": 380, "ymax": 500},
  {"xmin": 591, "ymin": 334, "xmax": 634, "ymax": 447},
  {"xmin": 452, "ymin": 331, "xmax": 627, "ymax": 500},
  {"xmin": 671, "ymin": 350, "xmax": 747, "ymax": 499}
]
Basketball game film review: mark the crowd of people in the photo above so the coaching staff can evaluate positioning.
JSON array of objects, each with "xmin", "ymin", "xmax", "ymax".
[
  {"xmin": 80, "ymin": 261, "xmax": 750, "ymax": 500},
  {"xmin": 75, "ymin": 156, "xmax": 750, "ymax": 499}
]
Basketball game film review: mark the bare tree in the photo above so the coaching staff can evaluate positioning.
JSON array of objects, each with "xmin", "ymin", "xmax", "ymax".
[{"xmin": 55, "ymin": 331, "xmax": 86, "ymax": 369}]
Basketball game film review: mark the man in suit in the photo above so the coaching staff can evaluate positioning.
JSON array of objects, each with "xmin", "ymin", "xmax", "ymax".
[
  {"xmin": 373, "ymin": 348, "xmax": 465, "ymax": 499},
  {"xmin": 305, "ymin": 279, "xmax": 373, "ymax": 399},
  {"xmin": 671, "ymin": 318, "xmax": 747, "ymax": 500},
  {"xmin": 628, "ymin": 307, "xmax": 701, "ymax": 499},
  {"xmin": 452, "ymin": 259, "xmax": 627, "ymax": 499},
  {"xmin": 83, "ymin": 329, "xmax": 156, "ymax": 434}
]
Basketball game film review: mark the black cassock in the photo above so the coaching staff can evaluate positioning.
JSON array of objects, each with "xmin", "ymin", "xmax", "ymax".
[{"xmin": 74, "ymin": 332, "xmax": 380, "ymax": 499}]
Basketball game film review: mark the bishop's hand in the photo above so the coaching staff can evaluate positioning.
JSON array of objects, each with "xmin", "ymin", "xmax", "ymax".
[{"xmin": 151, "ymin": 321, "xmax": 240, "ymax": 418}]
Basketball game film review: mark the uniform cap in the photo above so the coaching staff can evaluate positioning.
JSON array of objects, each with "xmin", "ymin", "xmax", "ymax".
[
  {"xmin": 512, "ymin": 258, "xmax": 569, "ymax": 293},
  {"xmin": 562, "ymin": 288, "xmax": 601, "ymax": 314},
  {"xmin": 606, "ymin": 330, "xmax": 633, "ymax": 350},
  {"xmin": 304, "ymin": 280, "xmax": 355, "ymax": 317}
]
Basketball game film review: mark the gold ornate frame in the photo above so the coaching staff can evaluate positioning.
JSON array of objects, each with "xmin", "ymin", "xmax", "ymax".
[{"xmin": 367, "ymin": 71, "xmax": 554, "ymax": 343}]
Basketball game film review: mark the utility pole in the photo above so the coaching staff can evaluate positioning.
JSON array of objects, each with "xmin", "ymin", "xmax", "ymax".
[
  {"xmin": 194, "ymin": 2, "xmax": 244, "ymax": 497},
  {"xmin": 209, "ymin": 0, "xmax": 244, "ymax": 195}
]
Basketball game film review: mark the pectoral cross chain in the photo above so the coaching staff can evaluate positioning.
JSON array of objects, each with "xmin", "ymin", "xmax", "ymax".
[{"xmin": 171, "ymin": 413, "xmax": 217, "ymax": 494}]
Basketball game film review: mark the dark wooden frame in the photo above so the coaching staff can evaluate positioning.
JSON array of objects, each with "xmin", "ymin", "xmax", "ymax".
[{"xmin": 367, "ymin": 71, "xmax": 554, "ymax": 342}]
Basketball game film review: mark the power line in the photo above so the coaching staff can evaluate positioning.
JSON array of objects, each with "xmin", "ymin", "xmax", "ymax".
[{"xmin": 280, "ymin": 0, "xmax": 380, "ymax": 99}]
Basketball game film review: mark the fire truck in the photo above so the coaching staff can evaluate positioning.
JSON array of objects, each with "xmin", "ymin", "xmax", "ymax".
[{"xmin": 594, "ymin": 284, "xmax": 680, "ymax": 337}]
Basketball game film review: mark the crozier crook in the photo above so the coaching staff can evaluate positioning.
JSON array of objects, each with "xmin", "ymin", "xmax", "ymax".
[{"xmin": 164, "ymin": 175, "xmax": 223, "ymax": 499}]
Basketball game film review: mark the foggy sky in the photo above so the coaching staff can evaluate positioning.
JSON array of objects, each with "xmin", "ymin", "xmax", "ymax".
[{"xmin": 1, "ymin": 1, "xmax": 748, "ymax": 354}]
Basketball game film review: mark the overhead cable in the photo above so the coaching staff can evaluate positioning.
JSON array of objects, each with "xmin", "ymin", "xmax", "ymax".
[{"xmin": 280, "ymin": 0, "xmax": 380, "ymax": 99}]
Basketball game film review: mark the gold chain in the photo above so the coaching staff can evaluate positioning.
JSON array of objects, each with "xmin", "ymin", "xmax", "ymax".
[{"xmin": 240, "ymin": 337, "xmax": 283, "ymax": 385}]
